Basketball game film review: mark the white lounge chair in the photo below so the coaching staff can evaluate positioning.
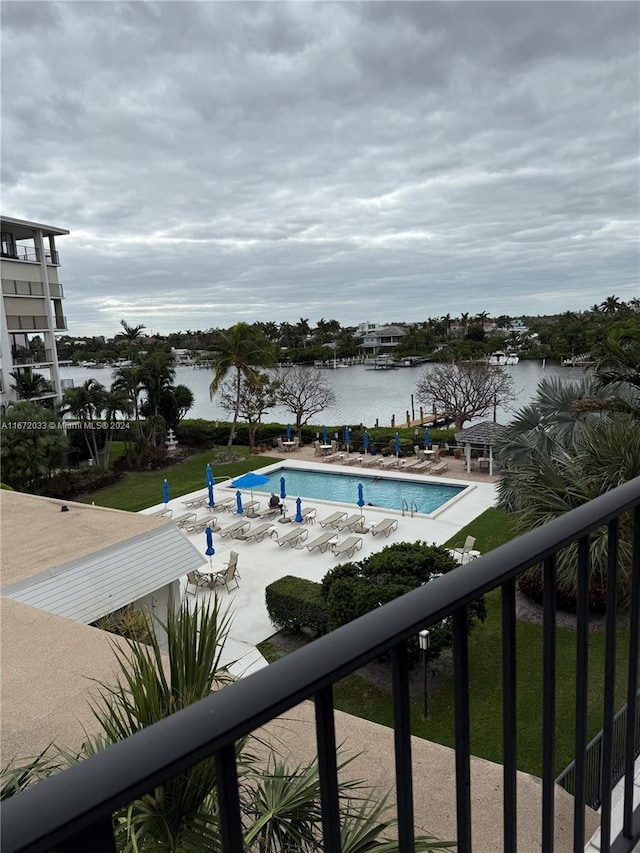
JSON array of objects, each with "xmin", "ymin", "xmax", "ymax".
[
  {"xmin": 182, "ymin": 493, "xmax": 208, "ymax": 509},
  {"xmin": 341, "ymin": 454, "xmax": 362, "ymax": 466},
  {"xmin": 411, "ymin": 460, "xmax": 432, "ymax": 473},
  {"xmin": 218, "ymin": 518, "xmax": 251, "ymax": 539},
  {"xmin": 274, "ymin": 527, "xmax": 309, "ymax": 548},
  {"xmin": 430, "ymin": 460, "xmax": 449, "ymax": 475},
  {"xmin": 398, "ymin": 458, "xmax": 420, "ymax": 471},
  {"xmin": 149, "ymin": 507, "xmax": 173, "ymax": 518},
  {"xmin": 336, "ymin": 513, "xmax": 365, "ymax": 533},
  {"xmin": 211, "ymin": 496, "xmax": 235, "ymax": 512},
  {"xmin": 322, "ymin": 452, "xmax": 346, "ymax": 463},
  {"xmin": 319, "ymin": 511, "xmax": 348, "ymax": 529},
  {"xmin": 299, "ymin": 507, "xmax": 317, "ymax": 524},
  {"xmin": 183, "ymin": 514, "xmax": 219, "ymax": 534},
  {"xmin": 370, "ymin": 518, "xmax": 399, "ymax": 538},
  {"xmin": 306, "ymin": 531, "xmax": 338, "ymax": 553},
  {"xmin": 449, "ymin": 536, "xmax": 476, "ymax": 564},
  {"xmin": 378, "ymin": 457, "xmax": 400, "ymax": 469},
  {"xmin": 173, "ymin": 511, "xmax": 198, "ymax": 529},
  {"xmin": 243, "ymin": 522, "xmax": 276, "ymax": 543},
  {"xmin": 360, "ymin": 455, "xmax": 382, "ymax": 468},
  {"xmin": 332, "ymin": 535, "xmax": 363, "ymax": 559}
]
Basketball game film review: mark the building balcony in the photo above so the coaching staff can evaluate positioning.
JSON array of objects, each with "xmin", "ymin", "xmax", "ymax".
[
  {"xmin": 0, "ymin": 246, "xmax": 59, "ymax": 265},
  {"xmin": 2, "ymin": 281, "xmax": 64, "ymax": 298},
  {"xmin": 5, "ymin": 315, "xmax": 50, "ymax": 332},
  {"xmin": 1, "ymin": 479, "xmax": 639, "ymax": 853},
  {"xmin": 10, "ymin": 349, "xmax": 54, "ymax": 366}
]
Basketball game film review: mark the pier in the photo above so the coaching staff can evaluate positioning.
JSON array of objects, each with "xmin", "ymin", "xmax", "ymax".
[{"xmin": 561, "ymin": 352, "xmax": 595, "ymax": 367}]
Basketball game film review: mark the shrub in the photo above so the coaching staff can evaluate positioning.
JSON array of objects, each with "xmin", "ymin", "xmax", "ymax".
[
  {"xmin": 93, "ymin": 605, "xmax": 154, "ymax": 644},
  {"xmin": 517, "ymin": 569, "xmax": 607, "ymax": 615},
  {"xmin": 265, "ymin": 575, "xmax": 329, "ymax": 634},
  {"xmin": 41, "ymin": 468, "xmax": 123, "ymax": 500}
]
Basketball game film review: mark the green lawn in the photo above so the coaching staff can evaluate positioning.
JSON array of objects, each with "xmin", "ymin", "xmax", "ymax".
[
  {"xmin": 80, "ymin": 447, "xmax": 281, "ymax": 512},
  {"xmin": 258, "ymin": 506, "xmax": 631, "ymax": 777}
]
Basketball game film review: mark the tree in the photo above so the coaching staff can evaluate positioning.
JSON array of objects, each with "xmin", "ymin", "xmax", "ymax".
[
  {"xmin": 137, "ymin": 350, "xmax": 176, "ymax": 446},
  {"xmin": 9, "ymin": 370, "xmax": 52, "ymax": 401},
  {"xmin": 0, "ymin": 401, "xmax": 69, "ymax": 492},
  {"xmin": 415, "ymin": 363, "xmax": 514, "ymax": 431},
  {"xmin": 276, "ymin": 366, "xmax": 337, "ymax": 437},
  {"xmin": 599, "ymin": 295, "xmax": 622, "ymax": 315},
  {"xmin": 5, "ymin": 600, "xmax": 451, "ymax": 852},
  {"xmin": 101, "ymin": 387, "xmax": 134, "ymax": 468},
  {"xmin": 116, "ymin": 319, "xmax": 146, "ymax": 360},
  {"xmin": 218, "ymin": 371, "xmax": 279, "ymax": 448},
  {"xmin": 209, "ymin": 324, "xmax": 277, "ymax": 446},
  {"xmin": 156, "ymin": 384, "xmax": 195, "ymax": 433},
  {"xmin": 112, "ymin": 365, "xmax": 145, "ymax": 440},
  {"xmin": 60, "ymin": 379, "xmax": 108, "ymax": 466}
]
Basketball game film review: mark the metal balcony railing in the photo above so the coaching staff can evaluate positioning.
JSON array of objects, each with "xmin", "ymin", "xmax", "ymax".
[
  {"xmin": 10, "ymin": 350, "xmax": 53, "ymax": 365},
  {"xmin": 1, "ymin": 478, "xmax": 639, "ymax": 853},
  {"xmin": 1, "ymin": 246, "xmax": 59, "ymax": 264}
]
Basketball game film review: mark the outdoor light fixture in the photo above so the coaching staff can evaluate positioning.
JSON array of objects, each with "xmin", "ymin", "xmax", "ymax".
[{"xmin": 418, "ymin": 629, "xmax": 431, "ymax": 719}]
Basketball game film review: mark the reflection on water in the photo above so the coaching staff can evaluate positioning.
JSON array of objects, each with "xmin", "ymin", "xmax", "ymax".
[{"xmin": 59, "ymin": 361, "xmax": 589, "ymax": 427}]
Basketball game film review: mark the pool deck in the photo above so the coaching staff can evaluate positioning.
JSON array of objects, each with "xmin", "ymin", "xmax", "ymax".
[{"xmin": 143, "ymin": 451, "xmax": 497, "ymax": 677}]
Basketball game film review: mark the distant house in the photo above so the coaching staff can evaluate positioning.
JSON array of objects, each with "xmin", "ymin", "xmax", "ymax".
[{"xmin": 358, "ymin": 324, "xmax": 407, "ymax": 356}]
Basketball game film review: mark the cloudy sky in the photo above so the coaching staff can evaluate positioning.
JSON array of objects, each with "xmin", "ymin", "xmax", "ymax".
[{"xmin": 2, "ymin": 1, "xmax": 638, "ymax": 337}]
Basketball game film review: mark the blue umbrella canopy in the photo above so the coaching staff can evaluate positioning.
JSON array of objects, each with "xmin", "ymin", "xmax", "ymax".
[
  {"xmin": 394, "ymin": 432, "xmax": 400, "ymax": 456},
  {"xmin": 424, "ymin": 428, "xmax": 430, "ymax": 448},
  {"xmin": 357, "ymin": 483, "xmax": 365, "ymax": 507},
  {"xmin": 162, "ymin": 479, "xmax": 170, "ymax": 505},
  {"xmin": 286, "ymin": 423, "xmax": 292, "ymax": 439},
  {"xmin": 295, "ymin": 497, "xmax": 303, "ymax": 523},
  {"xmin": 344, "ymin": 426, "xmax": 351, "ymax": 447},
  {"xmin": 231, "ymin": 471, "xmax": 270, "ymax": 500},
  {"xmin": 363, "ymin": 430, "xmax": 369, "ymax": 452},
  {"xmin": 235, "ymin": 490, "xmax": 244, "ymax": 515},
  {"xmin": 280, "ymin": 476, "xmax": 287, "ymax": 500},
  {"xmin": 322, "ymin": 425, "xmax": 329, "ymax": 443},
  {"xmin": 208, "ymin": 481, "xmax": 215, "ymax": 508},
  {"xmin": 205, "ymin": 526, "xmax": 215, "ymax": 556},
  {"xmin": 205, "ymin": 463, "xmax": 214, "ymax": 486}
]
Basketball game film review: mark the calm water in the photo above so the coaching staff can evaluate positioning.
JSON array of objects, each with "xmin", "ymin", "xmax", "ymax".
[
  {"xmin": 248, "ymin": 465, "xmax": 465, "ymax": 515},
  {"xmin": 60, "ymin": 361, "xmax": 588, "ymax": 428}
]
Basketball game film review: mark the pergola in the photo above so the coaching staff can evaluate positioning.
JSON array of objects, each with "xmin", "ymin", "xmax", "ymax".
[{"xmin": 454, "ymin": 420, "xmax": 507, "ymax": 477}]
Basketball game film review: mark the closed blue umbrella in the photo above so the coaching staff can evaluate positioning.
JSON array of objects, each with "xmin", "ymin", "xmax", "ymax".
[
  {"xmin": 206, "ymin": 463, "xmax": 214, "ymax": 486},
  {"xmin": 162, "ymin": 479, "xmax": 170, "ymax": 506},
  {"xmin": 424, "ymin": 428, "xmax": 430, "ymax": 449},
  {"xmin": 205, "ymin": 525, "xmax": 215, "ymax": 568},
  {"xmin": 344, "ymin": 426, "xmax": 351, "ymax": 448},
  {"xmin": 286, "ymin": 423, "xmax": 291, "ymax": 440},
  {"xmin": 394, "ymin": 432, "xmax": 401, "ymax": 456},
  {"xmin": 357, "ymin": 483, "xmax": 365, "ymax": 508},
  {"xmin": 236, "ymin": 490, "xmax": 243, "ymax": 515},
  {"xmin": 295, "ymin": 497, "xmax": 303, "ymax": 523},
  {"xmin": 363, "ymin": 430, "xmax": 369, "ymax": 452},
  {"xmin": 208, "ymin": 481, "xmax": 215, "ymax": 508},
  {"xmin": 280, "ymin": 476, "xmax": 287, "ymax": 500},
  {"xmin": 322, "ymin": 425, "xmax": 329, "ymax": 443}
]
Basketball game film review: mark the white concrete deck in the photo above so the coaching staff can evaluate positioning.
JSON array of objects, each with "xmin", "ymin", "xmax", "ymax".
[{"xmin": 143, "ymin": 458, "xmax": 497, "ymax": 677}]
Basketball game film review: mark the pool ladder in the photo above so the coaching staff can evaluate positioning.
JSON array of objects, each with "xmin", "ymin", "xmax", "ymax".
[{"xmin": 401, "ymin": 499, "xmax": 418, "ymax": 517}]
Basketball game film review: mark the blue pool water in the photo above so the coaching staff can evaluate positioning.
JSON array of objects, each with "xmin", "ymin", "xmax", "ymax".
[{"xmin": 253, "ymin": 467, "xmax": 465, "ymax": 515}]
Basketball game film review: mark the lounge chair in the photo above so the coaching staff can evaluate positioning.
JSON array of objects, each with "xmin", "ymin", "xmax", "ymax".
[
  {"xmin": 182, "ymin": 493, "xmax": 208, "ymax": 509},
  {"xmin": 149, "ymin": 507, "xmax": 173, "ymax": 518},
  {"xmin": 274, "ymin": 527, "xmax": 309, "ymax": 548},
  {"xmin": 211, "ymin": 496, "xmax": 235, "ymax": 513},
  {"xmin": 332, "ymin": 535, "xmax": 363, "ymax": 559},
  {"xmin": 360, "ymin": 455, "xmax": 382, "ymax": 468},
  {"xmin": 398, "ymin": 458, "xmax": 420, "ymax": 471},
  {"xmin": 243, "ymin": 522, "xmax": 276, "ymax": 543},
  {"xmin": 411, "ymin": 460, "xmax": 432, "ymax": 473},
  {"xmin": 336, "ymin": 513, "xmax": 365, "ymax": 533},
  {"xmin": 185, "ymin": 569, "xmax": 213, "ymax": 596},
  {"xmin": 248, "ymin": 505, "xmax": 281, "ymax": 520},
  {"xmin": 306, "ymin": 531, "xmax": 339, "ymax": 553},
  {"xmin": 173, "ymin": 511, "xmax": 198, "ymax": 529},
  {"xmin": 183, "ymin": 514, "xmax": 219, "ymax": 534},
  {"xmin": 209, "ymin": 551, "xmax": 240, "ymax": 593},
  {"xmin": 319, "ymin": 511, "xmax": 348, "ymax": 529},
  {"xmin": 449, "ymin": 536, "xmax": 476, "ymax": 564},
  {"xmin": 370, "ymin": 517, "xmax": 399, "ymax": 538},
  {"xmin": 430, "ymin": 460, "xmax": 449, "ymax": 475},
  {"xmin": 322, "ymin": 452, "xmax": 346, "ymax": 463},
  {"xmin": 341, "ymin": 454, "xmax": 362, "ymax": 466},
  {"xmin": 241, "ymin": 500, "xmax": 260, "ymax": 514},
  {"xmin": 378, "ymin": 457, "xmax": 400, "ymax": 469},
  {"xmin": 299, "ymin": 507, "xmax": 317, "ymax": 524},
  {"xmin": 218, "ymin": 518, "xmax": 251, "ymax": 539}
]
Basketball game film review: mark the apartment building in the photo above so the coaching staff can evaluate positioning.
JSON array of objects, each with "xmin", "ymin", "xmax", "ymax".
[{"xmin": 0, "ymin": 215, "xmax": 69, "ymax": 406}]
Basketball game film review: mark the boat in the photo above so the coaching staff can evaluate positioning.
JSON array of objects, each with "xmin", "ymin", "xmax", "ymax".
[
  {"xmin": 488, "ymin": 351, "xmax": 519, "ymax": 366},
  {"xmin": 369, "ymin": 355, "xmax": 398, "ymax": 370}
]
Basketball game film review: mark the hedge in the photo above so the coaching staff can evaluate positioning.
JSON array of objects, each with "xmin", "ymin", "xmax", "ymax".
[{"xmin": 265, "ymin": 575, "xmax": 328, "ymax": 634}]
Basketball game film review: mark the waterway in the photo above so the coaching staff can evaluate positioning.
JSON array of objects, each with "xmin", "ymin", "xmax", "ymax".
[{"xmin": 59, "ymin": 361, "xmax": 590, "ymax": 428}]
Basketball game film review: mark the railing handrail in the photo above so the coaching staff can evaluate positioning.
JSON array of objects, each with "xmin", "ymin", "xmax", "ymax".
[{"xmin": 2, "ymin": 476, "xmax": 639, "ymax": 852}]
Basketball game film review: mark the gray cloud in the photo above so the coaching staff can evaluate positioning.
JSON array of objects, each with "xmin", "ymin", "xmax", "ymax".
[{"xmin": 1, "ymin": 1, "xmax": 638, "ymax": 336}]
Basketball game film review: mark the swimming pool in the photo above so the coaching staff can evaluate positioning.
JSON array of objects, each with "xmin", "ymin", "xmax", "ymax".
[{"xmin": 254, "ymin": 466, "xmax": 466, "ymax": 515}]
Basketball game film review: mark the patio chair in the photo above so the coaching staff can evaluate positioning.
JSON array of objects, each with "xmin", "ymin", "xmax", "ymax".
[
  {"xmin": 185, "ymin": 569, "xmax": 213, "ymax": 597},
  {"xmin": 306, "ymin": 531, "xmax": 339, "ymax": 553},
  {"xmin": 336, "ymin": 513, "xmax": 365, "ymax": 533},
  {"xmin": 210, "ymin": 551, "xmax": 240, "ymax": 593},
  {"xmin": 370, "ymin": 517, "xmax": 399, "ymax": 538},
  {"xmin": 243, "ymin": 522, "xmax": 276, "ymax": 543},
  {"xmin": 218, "ymin": 518, "xmax": 251, "ymax": 538},
  {"xmin": 313, "ymin": 440, "xmax": 323, "ymax": 457},
  {"xmin": 274, "ymin": 527, "xmax": 309, "ymax": 548},
  {"xmin": 449, "ymin": 536, "xmax": 476, "ymax": 564},
  {"xmin": 332, "ymin": 535, "xmax": 363, "ymax": 559},
  {"xmin": 319, "ymin": 510, "xmax": 348, "ymax": 529}
]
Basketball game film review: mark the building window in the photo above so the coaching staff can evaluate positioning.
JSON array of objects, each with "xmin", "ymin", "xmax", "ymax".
[{"xmin": 1, "ymin": 232, "xmax": 17, "ymax": 258}]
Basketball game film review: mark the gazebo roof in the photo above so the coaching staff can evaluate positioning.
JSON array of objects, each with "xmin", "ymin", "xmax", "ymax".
[{"xmin": 454, "ymin": 420, "xmax": 507, "ymax": 445}]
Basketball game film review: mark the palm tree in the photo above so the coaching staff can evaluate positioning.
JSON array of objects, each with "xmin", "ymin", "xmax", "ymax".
[
  {"xmin": 39, "ymin": 599, "xmax": 451, "ymax": 852},
  {"xmin": 137, "ymin": 350, "xmax": 176, "ymax": 446},
  {"xmin": 101, "ymin": 387, "xmax": 133, "ymax": 467},
  {"xmin": 0, "ymin": 401, "xmax": 68, "ymax": 492},
  {"xmin": 599, "ymin": 295, "xmax": 622, "ymax": 315},
  {"xmin": 116, "ymin": 319, "xmax": 146, "ymax": 360},
  {"xmin": 60, "ymin": 379, "xmax": 107, "ymax": 465},
  {"xmin": 209, "ymin": 323, "xmax": 277, "ymax": 446},
  {"xmin": 9, "ymin": 370, "xmax": 52, "ymax": 401},
  {"xmin": 112, "ymin": 365, "xmax": 145, "ymax": 440}
]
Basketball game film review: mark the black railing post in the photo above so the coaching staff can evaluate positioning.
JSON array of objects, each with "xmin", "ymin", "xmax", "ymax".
[
  {"xmin": 215, "ymin": 745, "xmax": 244, "ymax": 853},
  {"xmin": 453, "ymin": 608, "xmax": 472, "ymax": 853},
  {"xmin": 600, "ymin": 519, "xmax": 619, "ymax": 853},
  {"xmin": 314, "ymin": 686, "xmax": 342, "ymax": 852},
  {"xmin": 542, "ymin": 556, "xmax": 556, "ymax": 852},
  {"xmin": 573, "ymin": 535, "xmax": 590, "ymax": 852},
  {"xmin": 501, "ymin": 578, "xmax": 517, "ymax": 852},
  {"xmin": 391, "ymin": 642, "xmax": 415, "ymax": 853},
  {"xmin": 623, "ymin": 505, "xmax": 640, "ymax": 840}
]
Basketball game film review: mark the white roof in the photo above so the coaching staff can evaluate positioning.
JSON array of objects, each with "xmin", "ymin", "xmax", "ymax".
[{"xmin": 1, "ymin": 525, "xmax": 206, "ymax": 623}]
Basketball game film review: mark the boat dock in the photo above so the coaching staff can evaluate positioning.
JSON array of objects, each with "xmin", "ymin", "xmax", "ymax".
[{"xmin": 561, "ymin": 353, "xmax": 595, "ymax": 367}]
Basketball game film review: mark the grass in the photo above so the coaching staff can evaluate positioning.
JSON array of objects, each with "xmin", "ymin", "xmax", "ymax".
[
  {"xmin": 258, "ymin": 506, "xmax": 632, "ymax": 778},
  {"xmin": 79, "ymin": 446, "xmax": 281, "ymax": 512}
]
